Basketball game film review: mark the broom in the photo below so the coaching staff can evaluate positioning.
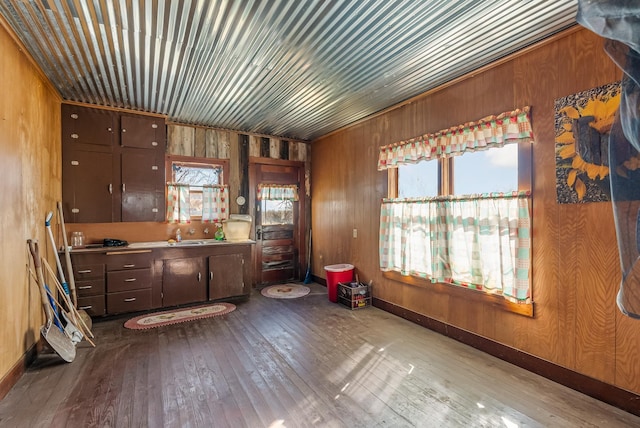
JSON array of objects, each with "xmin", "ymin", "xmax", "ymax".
[{"xmin": 303, "ymin": 229, "xmax": 312, "ymax": 284}]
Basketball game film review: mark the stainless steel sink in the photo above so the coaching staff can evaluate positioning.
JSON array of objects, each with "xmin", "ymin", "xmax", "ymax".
[
  {"xmin": 174, "ymin": 239, "xmax": 225, "ymax": 246},
  {"xmin": 126, "ymin": 238, "xmax": 251, "ymax": 249},
  {"xmin": 175, "ymin": 240, "xmax": 205, "ymax": 246}
]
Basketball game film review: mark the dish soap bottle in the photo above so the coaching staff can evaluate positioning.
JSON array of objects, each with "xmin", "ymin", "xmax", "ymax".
[
  {"xmin": 175, "ymin": 228, "xmax": 182, "ymax": 243},
  {"xmin": 214, "ymin": 222, "xmax": 225, "ymax": 241}
]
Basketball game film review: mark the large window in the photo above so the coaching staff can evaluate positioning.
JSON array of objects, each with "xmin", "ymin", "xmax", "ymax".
[
  {"xmin": 378, "ymin": 108, "xmax": 533, "ymax": 315},
  {"xmin": 398, "ymin": 143, "xmax": 519, "ymax": 196}
]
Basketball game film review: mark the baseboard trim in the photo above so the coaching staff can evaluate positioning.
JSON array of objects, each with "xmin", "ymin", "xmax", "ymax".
[
  {"xmin": 0, "ymin": 342, "xmax": 38, "ymax": 401},
  {"xmin": 372, "ymin": 297, "xmax": 640, "ymax": 417}
]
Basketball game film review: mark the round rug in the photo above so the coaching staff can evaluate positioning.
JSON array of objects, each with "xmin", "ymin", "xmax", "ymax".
[
  {"xmin": 261, "ymin": 284, "xmax": 310, "ymax": 299},
  {"xmin": 124, "ymin": 302, "xmax": 236, "ymax": 330}
]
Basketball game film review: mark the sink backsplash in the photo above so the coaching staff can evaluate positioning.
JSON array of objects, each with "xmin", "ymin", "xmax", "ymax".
[{"xmin": 63, "ymin": 220, "xmax": 228, "ymax": 247}]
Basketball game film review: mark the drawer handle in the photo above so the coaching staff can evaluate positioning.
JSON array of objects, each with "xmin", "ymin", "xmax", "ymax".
[
  {"xmin": 78, "ymin": 269, "xmax": 92, "ymax": 274},
  {"xmin": 106, "ymin": 250, "xmax": 152, "ymax": 255},
  {"xmin": 78, "ymin": 285, "xmax": 93, "ymax": 290},
  {"xmin": 79, "ymin": 305, "xmax": 93, "ymax": 310},
  {"xmin": 210, "ymin": 271, "xmax": 213, "ymax": 281},
  {"xmin": 197, "ymin": 272, "xmax": 201, "ymax": 282},
  {"xmin": 124, "ymin": 278, "xmax": 137, "ymax": 282},
  {"xmin": 123, "ymin": 264, "xmax": 136, "ymax": 268},
  {"xmin": 124, "ymin": 297, "xmax": 137, "ymax": 302}
]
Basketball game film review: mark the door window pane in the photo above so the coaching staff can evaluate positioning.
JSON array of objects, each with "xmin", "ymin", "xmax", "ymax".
[{"xmin": 262, "ymin": 200, "xmax": 294, "ymax": 225}]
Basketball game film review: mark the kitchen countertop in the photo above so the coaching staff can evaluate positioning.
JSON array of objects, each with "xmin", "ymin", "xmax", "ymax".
[{"xmin": 68, "ymin": 239, "xmax": 256, "ymax": 253}]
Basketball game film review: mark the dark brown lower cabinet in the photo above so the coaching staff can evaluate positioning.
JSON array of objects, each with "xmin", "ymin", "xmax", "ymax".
[
  {"xmin": 209, "ymin": 253, "xmax": 247, "ymax": 301},
  {"xmin": 162, "ymin": 257, "xmax": 207, "ymax": 307},
  {"xmin": 69, "ymin": 242, "xmax": 253, "ymax": 317}
]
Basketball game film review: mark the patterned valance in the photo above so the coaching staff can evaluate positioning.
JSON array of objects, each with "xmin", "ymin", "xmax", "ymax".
[
  {"xmin": 377, "ymin": 106, "xmax": 534, "ymax": 170},
  {"xmin": 257, "ymin": 184, "xmax": 299, "ymax": 201}
]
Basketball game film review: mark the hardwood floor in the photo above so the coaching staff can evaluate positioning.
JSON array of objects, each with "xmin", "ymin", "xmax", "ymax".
[{"xmin": 1, "ymin": 282, "xmax": 638, "ymax": 427}]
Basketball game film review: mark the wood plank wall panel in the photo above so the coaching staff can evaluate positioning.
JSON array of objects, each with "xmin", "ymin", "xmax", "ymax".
[
  {"xmin": 289, "ymin": 141, "xmax": 299, "ymax": 161},
  {"xmin": 205, "ymin": 128, "xmax": 218, "ymax": 158},
  {"xmin": 249, "ymin": 135, "xmax": 261, "ymax": 157},
  {"xmin": 0, "ymin": 19, "xmax": 61, "ymax": 387},
  {"xmin": 194, "ymin": 127, "xmax": 206, "ymax": 158},
  {"xmin": 167, "ymin": 125, "xmax": 195, "ymax": 155},
  {"xmin": 512, "ymin": 32, "xmax": 564, "ymax": 365},
  {"xmin": 311, "ymin": 28, "xmax": 640, "ymax": 395},
  {"xmin": 296, "ymin": 142, "xmax": 307, "ymax": 162},
  {"xmin": 217, "ymin": 130, "xmax": 230, "ymax": 159},
  {"xmin": 566, "ymin": 31, "xmax": 621, "ymax": 384},
  {"xmin": 269, "ymin": 138, "xmax": 280, "ymax": 159},
  {"xmin": 616, "ymin": 309, "xmax": 640, "ymax": 392}
]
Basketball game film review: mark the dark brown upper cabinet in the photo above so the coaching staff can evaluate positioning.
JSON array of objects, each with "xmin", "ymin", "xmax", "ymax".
[{"xmin": 61, "ymin": 104, "xmax": 167, "ymax": 223}]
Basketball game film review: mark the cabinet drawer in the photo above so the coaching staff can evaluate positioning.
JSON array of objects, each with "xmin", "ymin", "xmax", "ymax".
[
  {"xmin": 73, "ymin": 264, "xmax": 105, "ymax": 281},
  {"xmin": 107, "ymin": 268, "xmax": 151, "ymax": 293},
  {"xmin": 105, "ymin": 251, "xmax": 153, "ymax": 271},
  {"xmin": 77, "ymin": 295, "xmax": 106, "ymax": 317},
  {"xmin": 107, "ymin": 289, "xmax": 152, "ymax": 314},
  {"xmin": 75, "ymin": 279, "xmax": 105, "ymax": 297}
]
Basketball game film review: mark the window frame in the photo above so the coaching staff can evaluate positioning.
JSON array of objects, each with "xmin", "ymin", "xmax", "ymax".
[
  {"xmin": 165, "ymin": 154, "xmax": 230, "ymax": 219},
  {"xmin": 385, "ymin": 141, "xmax": 533, "ymax": 316},
  {"xmin": 391, "ymin": 141, "xmax": 531, "ymax": 197}
]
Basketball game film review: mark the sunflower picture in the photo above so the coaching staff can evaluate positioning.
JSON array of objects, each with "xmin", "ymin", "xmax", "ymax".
[{"xmin": 555, "ymin": 81, "xmax": 622, "ymax": 203}]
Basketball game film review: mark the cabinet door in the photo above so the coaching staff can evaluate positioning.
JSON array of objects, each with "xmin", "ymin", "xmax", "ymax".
[
  {"xmin": 121, "ymin": 115, "xmax": 165, "ymax": 150},
  {"xmin": 62, "ymin": 149, "xmax": 115, "ymax": 223},
  {"xmin": 62, "ymin": 104, "xmax": 115, "ymax": 147},
  {"xmin": 162, "ymin": 258, "xmax": 206, "ymax": 307},
  {"xmin": 209, "ymin": 253, "xmax": 246, "ymax": 301},
  {"xmin": 121, "ymin": 149, "xmax": 165, "ymax": 221}
]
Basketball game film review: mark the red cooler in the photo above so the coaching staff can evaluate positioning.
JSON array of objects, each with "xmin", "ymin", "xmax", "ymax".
[{"xmin": 324, "ymin": 264, "xmax": 354, "ymax": 302}]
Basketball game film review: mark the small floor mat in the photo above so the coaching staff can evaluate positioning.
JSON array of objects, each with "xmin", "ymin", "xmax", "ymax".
[
  {"xmin": 260, "ymin": 284, "xmax": 311, "ymax": 299},
  {"xmin": 124, "ymin": 302, "xmax": 236, "ymax": 330}
]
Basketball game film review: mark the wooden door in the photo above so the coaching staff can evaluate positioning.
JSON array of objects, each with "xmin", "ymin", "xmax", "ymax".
[
  {"xmin": 162, "ymin": 257, "xmax": 206, "ymax": 307},
  {"xmin": 250, "ymin": 160, "xmax": 306, "ymax": 286}
]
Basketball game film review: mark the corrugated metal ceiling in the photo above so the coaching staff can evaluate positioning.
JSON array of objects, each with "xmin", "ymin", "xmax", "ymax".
[{"xmin": 0, "ymin": 0, "xmax": 578, "ymax": 141}]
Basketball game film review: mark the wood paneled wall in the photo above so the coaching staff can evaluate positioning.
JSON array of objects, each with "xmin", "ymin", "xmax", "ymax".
[
  {"xmin": 0, "ymin": 18, "xmax": 61, "ymax": 392},
  {"xmin": 311, "ymin": 27, "xmax": 640, "ymax": 394}
]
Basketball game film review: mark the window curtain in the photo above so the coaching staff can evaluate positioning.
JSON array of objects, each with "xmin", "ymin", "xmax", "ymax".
[
  {"xmin": 257, "ymin": 184, "xmax": 299, "ymax": 201},
  {"xmin": 379, "ymin": 192, "xmax": 531, "ymax": 303},
  {"xmin": 377, "ymin": 107, "xmax": 533, "ymax": 170},
  {"xmin": 166, "ymin": 183, "xmax": 191, "ymax": 224},
  {"xmin": 202, "ymin": 185, "xmax": 229, "ymax": 223}
]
